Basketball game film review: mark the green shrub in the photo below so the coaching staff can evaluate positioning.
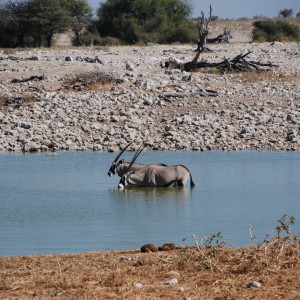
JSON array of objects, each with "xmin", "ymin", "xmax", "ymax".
[
  {"xmin": 252, "ymin": 20, "xmax": 300, "ymax": 42},
  {"xmin": 158, "ymin": 19, "xmax": 197, "ymax": 44},
  {"xmin": 96, "ymin": 0, "xmax": 196, "ymax": 44}
]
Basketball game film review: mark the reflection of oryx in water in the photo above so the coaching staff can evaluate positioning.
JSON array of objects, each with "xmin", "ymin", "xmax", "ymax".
[
  {"xmin": 113, "ymin": 186, "xmax": 190, "ymax": 201},
  {"xmin": 107, "ymin": 142, "xmax": 166, "ymax": 177},
  {"xmin": 118, "ymin": 145, "xmax": 195, "ymax": 189}
]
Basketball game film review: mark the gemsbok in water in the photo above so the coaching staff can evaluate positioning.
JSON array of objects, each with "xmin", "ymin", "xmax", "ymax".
[
  {"xmin": 118, "ymin": 144, "xmax": 195, "ymax": 189},
  {"xmin": 107, "ymin": 142, "xmax": 166, "ymax": 177}
]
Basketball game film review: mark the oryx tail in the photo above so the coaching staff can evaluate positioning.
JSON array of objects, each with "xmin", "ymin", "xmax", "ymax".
[{"xmin": 178, "ymin": 164, "xmax": 195, "ymax": 187}]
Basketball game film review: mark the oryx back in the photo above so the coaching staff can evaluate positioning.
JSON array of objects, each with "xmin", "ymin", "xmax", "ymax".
[
  {"xmin": 116, "ymin": 161, "xmax": 147, "ymax": 177},
  {"xmin": 125, "ymin": 164, "xmax": 195, "ymax": 187}
]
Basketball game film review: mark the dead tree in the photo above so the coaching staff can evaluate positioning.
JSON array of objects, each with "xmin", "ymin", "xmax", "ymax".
[
  {"xmin": 194, "ymin": 5, "xmax": 212, "ymax": 52},
  {"xmin": 163, "ymin": 5, "xmax": 277, "ymax": 73},
  {"xmin": 207, "ymin": 27, "xmax": 232, "ymax": 44},
  {"xmin": 180, "ymin": 5, "xmax": 212, "ymax": 71}
]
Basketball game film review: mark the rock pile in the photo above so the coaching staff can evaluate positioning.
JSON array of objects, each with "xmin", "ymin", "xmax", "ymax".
[{"xmin": 0, "ymin": 43, "xmax": 299, "ymax": 152}]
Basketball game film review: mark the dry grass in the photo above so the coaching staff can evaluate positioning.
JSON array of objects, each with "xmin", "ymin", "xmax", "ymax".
[
  {"xmin": 1, "ymin": 245, "xmax": 299, "ymax": 299},
  {"xmin": 0, "ymin": 95, "xmax": 39, "ymax": 108},
  {"xmin": 211, "ymin": 19, "xmax": 254, "ymax": 32},
  {"xmin": 0, "ymin": 98, "xmax": 6, "ymax": 107},
  {"xmin": 63, "ymin": 71, "xmax": 123, "ymax": 91},
  {"xmin": 1, "ymin": 215, "xmax": 299, "ymax": 300},
  {"xmin": 2, "ymin": 48, "xmax": 17, "ymax": 55},
  {"xmin": 231, "ymin": 69, "xmax": 300, "ymax": 83},
  {"xmin": 211, "ymin": 17, "xmax": 300, "ymax": 31}
]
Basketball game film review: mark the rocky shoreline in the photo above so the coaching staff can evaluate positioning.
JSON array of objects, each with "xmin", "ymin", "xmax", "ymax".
[{"xmin": 0, "ymin": 42, "xmax": 300, "ymax": 152}]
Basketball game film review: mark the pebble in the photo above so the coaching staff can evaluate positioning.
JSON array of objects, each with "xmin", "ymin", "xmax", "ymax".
[
  {"xmin": 119, "ymin": 255, "xmax": 132, "ymax": 261},
  {"xmin": 135, "ymin": 282, "xmax": 143, "ymax": 289},
  {"xmin": 140, "ymin": 244, "xmax": 158, "ymax": 252},
  {"xmin": 164, "ymin": 278, "xmax": 178, "ymax": 285},
  {"xmin": 247, "ymin": 281, "xmax": 262, "ymax": 288}
]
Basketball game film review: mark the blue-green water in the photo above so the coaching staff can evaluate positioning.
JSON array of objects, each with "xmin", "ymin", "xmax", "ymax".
[{"xmin": 0, "ymin": 151, "xmax": 299, "ymax": 257}]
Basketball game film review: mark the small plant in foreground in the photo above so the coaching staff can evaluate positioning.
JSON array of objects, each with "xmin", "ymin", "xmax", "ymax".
[
  {"xmin": 178, "ymin": 214, "xmax": 299, "ymax": 274},
  {"xmin": 179, "ymin": 233, "xmax": 225, "ymax": 272},
  {"xmin": 262, "ymin": 213, "xmax": 298, "ymax": 245},
  {"xmin": 243, "ymin": 213, "xmax": 300, "ymax": 273},
  {"xmin": 200, "ymin": 231, "xmax": 226, "ymax": 257}
]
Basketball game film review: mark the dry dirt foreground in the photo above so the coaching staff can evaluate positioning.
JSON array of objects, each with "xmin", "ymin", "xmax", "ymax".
[{"xmin": 1, "ymin": 244, "xmax": 300, "ymax": 300}]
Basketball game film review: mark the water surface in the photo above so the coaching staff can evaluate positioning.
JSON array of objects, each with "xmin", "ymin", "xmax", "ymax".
[{"xmin": 0, "ymin": 151, "xmax": 299, "ymax": 256}]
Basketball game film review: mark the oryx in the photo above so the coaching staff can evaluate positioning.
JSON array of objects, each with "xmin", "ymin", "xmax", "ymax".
[
  {"xmin": 107, "ymin": 142, "xmax": 166, "ymax": 177},
  {"xmin": 118, "ymin": 145, "xmax": 195, "ymax": 188}
]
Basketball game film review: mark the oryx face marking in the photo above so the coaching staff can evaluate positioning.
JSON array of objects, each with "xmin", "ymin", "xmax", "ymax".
[
  {"xmin": 108, "ymin": 159, "xmax": 125, "ymax": 177},
  {"xmin": 107, "ymin": 142, "xmax": 133, "ymax": 177},
  {"xmin": 107, "ymin": 162, "xmax": 117, "ymax": 177}
]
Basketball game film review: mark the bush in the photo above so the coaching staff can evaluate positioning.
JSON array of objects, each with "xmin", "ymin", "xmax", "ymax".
[
  {"xmin": 158, "ymin": 19, "xmax": 198, "ymax": 44},
  {"xmin": 81, "ymin": 32, "xmax": 123, "ymax": 46},
  {"xmin": 252, "ymin": 20, "xmax": 300, "ymax": 42},
  {"xmin": 96, "ymin": 0, "xmax": 196, "ymax": 44}
]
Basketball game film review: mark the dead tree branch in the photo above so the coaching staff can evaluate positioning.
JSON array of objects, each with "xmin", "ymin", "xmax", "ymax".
[
  {"xmin": 207, "ymin": 27, "xmax": 232, "ymax": 44},
  {"xmin": 161, "ymin": 89, "xmax": 218, "ymax": 99},
  {"xmin": 183, "ymin": 51, "xmax": 278, "ymax": 73},
  {"xmin": 195, "ymin": 5, "xmax": 212, "ymax": 53},
  {"xmin": 11, "ymin": 75, "xmax": 45, "ymax": 83}
]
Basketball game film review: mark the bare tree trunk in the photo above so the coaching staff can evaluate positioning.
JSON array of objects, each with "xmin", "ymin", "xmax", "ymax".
[
  {"xmin": 184, "ymin": 5, "xmax": 212, "ymax": 71},
  {"xmin": 194, "ymin": 5, "xmax": 212, "ymax": 52}
]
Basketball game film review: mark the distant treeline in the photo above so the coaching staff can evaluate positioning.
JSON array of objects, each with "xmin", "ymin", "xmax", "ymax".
[
  {"xmin": 0, "ymin": 0, "xmax": 299, "ymax": 48},
  {"xmin": 0, "ymin": 0, "xmax": 199, "ymax": 47},
  {"xmin": 0, "ymin": 0, "xmax": 93, "ymax": 47}
]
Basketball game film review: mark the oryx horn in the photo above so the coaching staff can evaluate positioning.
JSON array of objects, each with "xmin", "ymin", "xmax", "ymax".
[
  {"xmin": 124, "ymin": 143, "xmax": 146, "ymax": 174},
  {"xmin": 113, "ymin": 141, "xmax": 133, "ymax": 163}
]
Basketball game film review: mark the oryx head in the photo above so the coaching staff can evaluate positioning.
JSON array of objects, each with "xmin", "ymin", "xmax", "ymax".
[
  {"xmin": 118, "ymin": 144, "xmax": 145, "ymax": 189},
  {"xmin": 107, "ymin": 142, "xmax": 133, "ymax": 177}
]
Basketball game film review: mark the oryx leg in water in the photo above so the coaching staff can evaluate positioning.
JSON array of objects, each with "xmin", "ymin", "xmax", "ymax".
[
  {"xmin": 108, "ymin": 142, "xmax": 166, "ymax": 177},
  {"xmin": 118, "ymin": 146, "xmax": 195, "ymax": 188}
]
